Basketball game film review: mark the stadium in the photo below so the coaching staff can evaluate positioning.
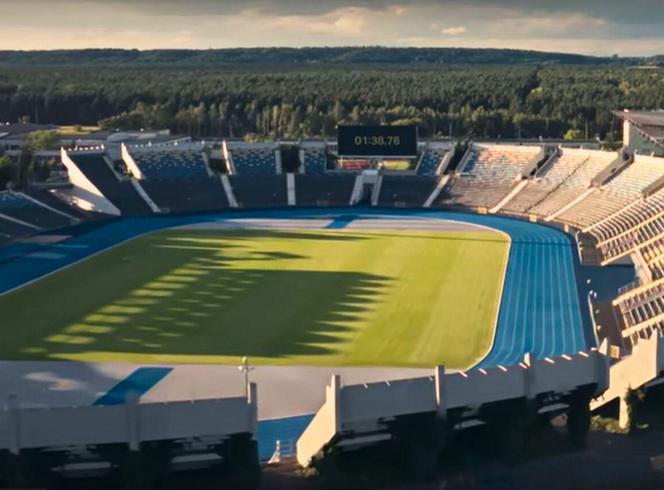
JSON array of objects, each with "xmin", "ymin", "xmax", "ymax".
[{"xmin": 1, "ymin": 112, "xmax": 664, "ymax": 485}]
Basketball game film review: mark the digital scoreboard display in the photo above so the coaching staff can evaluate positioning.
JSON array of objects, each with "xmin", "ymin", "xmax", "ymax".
[{"xmin": 337, "ymin": 125, "xmax": 418, "ymax": 157}]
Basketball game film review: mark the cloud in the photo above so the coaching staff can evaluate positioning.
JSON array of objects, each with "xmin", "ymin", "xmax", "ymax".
[
  {"xmin": 0, "ymin": 0, "xmax": 662, "ymax": 56},
  {"xmin": 441, "ymin": 26, "xmax": 467, "ymax": 36}
]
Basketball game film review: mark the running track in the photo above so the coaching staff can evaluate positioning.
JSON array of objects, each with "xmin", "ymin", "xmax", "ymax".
[{"xmin": 0, "ymin": 208, "xmax": 589, "ymax": 368}]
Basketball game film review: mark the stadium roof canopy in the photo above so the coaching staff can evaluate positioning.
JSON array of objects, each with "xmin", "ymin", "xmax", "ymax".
[{"xmin": 614, "ymin": 110, "xmax": 664, "ymax": 148}]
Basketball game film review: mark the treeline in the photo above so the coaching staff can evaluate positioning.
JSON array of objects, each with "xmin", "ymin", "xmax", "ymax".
[
  {"xmin": 0, "ymin": 63, "xmax": 663, "ymax": 140},
  {"xmin": 0, "ymin": 47, "xmax": 632, "ymax": 67}
]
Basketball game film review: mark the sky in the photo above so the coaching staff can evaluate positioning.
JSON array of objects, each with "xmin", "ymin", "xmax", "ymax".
[{"xmin": 0, "ymin": 0, "xmax": 663, "ymax": 56}]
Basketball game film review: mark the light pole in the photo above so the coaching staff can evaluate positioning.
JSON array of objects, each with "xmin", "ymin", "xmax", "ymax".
[{"xmin": 238, "ymin": 356, "xmax": 253, "ymax": 398}]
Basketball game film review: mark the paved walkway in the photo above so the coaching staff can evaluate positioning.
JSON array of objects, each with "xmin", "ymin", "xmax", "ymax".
[{"xmin": 0, "ymin": 360, "xmax": 431, "ymax": 418}]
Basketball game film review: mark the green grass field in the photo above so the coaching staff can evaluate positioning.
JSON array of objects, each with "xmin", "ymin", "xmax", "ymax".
[{"xmin": 0, "ymin": 228, "xmax": 509, "ymax": 368}]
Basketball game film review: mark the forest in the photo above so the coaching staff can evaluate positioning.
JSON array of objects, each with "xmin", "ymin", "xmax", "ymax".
[{"xmin": 0, "ymin": 48, "xmax": 663, "ymax": 141}]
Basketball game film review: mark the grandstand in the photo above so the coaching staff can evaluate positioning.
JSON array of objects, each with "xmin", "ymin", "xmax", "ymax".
[
  {"xmin": 126, "ymin": 146, "xmax": 210, "ymax": 180},
  {"xmin": 416, "ymin": 142, "xmax": 453, "ymax": 176},
  {"xmin": 21, "ymin": 187, "xmax": 92, "ymax": 222},
  {"xmin": 503, "ymin": 148, "xmax": 609, "ymax": 214},
  {"xmin": 0, "ymin": 216, "xmax": 34, "ymax": 244},
  {"xmin": 301, "ymin": 141, "xmax": 328, "ymax": 175},
  {"xmin": 437, "ymin": 143, "xmax": 541, "ymax": 209},
  {"xmin": 295, "ymin": 174, "xmax": 356, "ymax": 207},
  {"xmin": 613, "ymin": 280, "xmax": 664, "ymax": 346},
  {"xmin": 555, "ymin": 155, "xmax": 664, "ymax": 228},
  {"xmin": 124, "ymin": 145, "xmax": 230, "ymax": 213},
  {"xmin": 0, "ymin": 191, "xmax": 75, "ymax": 229},
  {"xmin": 526, "ymin": 150, "xmax": 618, "ymax": 218},
  {"xmin": 231, "ymin": 175, "xmax": 288, "ymax": 208},
  {"xmin": 225, "ymin": 141, "xmax": 279, "ymax": 176},
  {"xmin": 63, "ymin": 150, "xmax": 153, "ymax": 215},
  {"xmin": 588, "ymin": 188, "xmax": 664, "ymax": 264},
  {"xmin": 376, "ymin": 175, "xmax": 438, "ymax": 208}
]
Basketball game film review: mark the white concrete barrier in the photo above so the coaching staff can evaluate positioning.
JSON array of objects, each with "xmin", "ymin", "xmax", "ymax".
[{"xmin": 0, "ymin": 384, "xmax": 257, "ymax": 454}]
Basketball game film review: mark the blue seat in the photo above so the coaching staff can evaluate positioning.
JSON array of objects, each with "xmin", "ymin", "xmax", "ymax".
[
  {"xmin": 133, "ymin": 151, "xmax": 209, "ymax": 181},
  {"xmin": 303, "ymin": 146, "xmax": 327, "ymax": 175},
  {"xmin": 230, "ymin": 148, "xmax": 277, "ymax": 177}
]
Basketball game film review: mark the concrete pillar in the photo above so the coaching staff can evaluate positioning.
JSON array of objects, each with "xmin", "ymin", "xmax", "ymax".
[
  {"xmin": 7, "ymin": 394, "xmax": 20, "ymax": 455},
  {"xmin": 248, "ymin": 382, "xmax": 258, "ymax": 436},
  {"xmin": 434, "ymin": 365, "xmax": 447, "ymax": 418},
  {"xmin": 298, "ymin": 148, "xmax": 305, "ymax": 174},
  {"xmin": 619, "ymin": 393, "xmax": 630, "ymax": 429},
  {"xmin": 275, "ymin": 148, "xmax": 283, "ymax": 174},
  {"xmin": 125, "ymin": 391, "xmax": 140, "ymax": 451},
  {"xmin": 596, "ymin": 339, "xmax": 611, "ymax": 394},
  {"xmin": 328, "ymin": 375, "xmax": 341, "ymax": 433},
  {"xmin": 523, "ymin": 353, "xmax": 535, "ymax": 399}
]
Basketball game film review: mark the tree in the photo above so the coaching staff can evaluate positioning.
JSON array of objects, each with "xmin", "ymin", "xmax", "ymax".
[
  {"xmin": 0, "ymin": 154, "xmax": 16, "ymax": 188},
  {"xmin": 24, "ymin": 130, "xmax": 60, "ymax": 152},
  {"xmin": 564, "ymin": 129, "xmax": 585, "ymax": 140}
]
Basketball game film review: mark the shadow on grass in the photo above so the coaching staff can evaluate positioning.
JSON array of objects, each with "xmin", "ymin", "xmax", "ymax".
[{"xmin": 12, "ymin": 229, "xmax": 393, "ymax": 361}]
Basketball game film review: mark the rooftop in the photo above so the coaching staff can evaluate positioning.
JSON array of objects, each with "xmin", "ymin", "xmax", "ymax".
[{"xmin": 614, "ymin": 110, "xmax": 664, "ymax": 147}]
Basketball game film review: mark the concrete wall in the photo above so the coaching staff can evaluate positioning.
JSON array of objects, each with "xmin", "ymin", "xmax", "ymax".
[
  {"xmin": 592, "ymin": 334, "xmax": 664, "ymax": 410},
  {"xmin": 120, "ymin": 143, "xmax": 144, "ymax": 180},
  {"xmin": 60, "ymin": 148, "xmax": 121, "ymax": 215},
  {"xmin": 296, "ymin": 347, "xmax": 610, "ymax": 466},
  {"xmin": 0, "ymin": 384, "xmax": 257, "ymax": 454},
  {"xmin": 296, "ymin": 376, "xmax": 340, "ymax": 466},
  {"xmin": 625, "ymin": 121, "xmax": 664, "ymax": 157},
  {"xmin": 342, "ymin": 377, "xmax": 437, "ymax": 424}
]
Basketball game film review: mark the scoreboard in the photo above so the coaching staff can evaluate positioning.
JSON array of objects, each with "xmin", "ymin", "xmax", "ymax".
[{"xmin": 337, "ymin": 125, "xmax": 418, "ymax": 158}]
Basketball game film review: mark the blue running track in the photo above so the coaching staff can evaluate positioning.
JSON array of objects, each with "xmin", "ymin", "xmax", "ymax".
[{"xmin": 94, "ymin": 367, "xmax": 173, "ymax": 406}]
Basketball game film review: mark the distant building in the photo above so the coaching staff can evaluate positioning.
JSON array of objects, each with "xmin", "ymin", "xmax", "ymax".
[
  {"xmin": 614, "ymin": 110, "xmax": 664, "ymax": 157},
  {"xmin": 0, "ymin": 122, "xmax": 58, "ymax": 153},
  {"xmin": 71, "ymin": 129, "xmax": 191, "ymax": 160}
]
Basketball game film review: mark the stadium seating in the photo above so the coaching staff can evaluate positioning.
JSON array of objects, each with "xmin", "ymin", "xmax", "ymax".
[
  {"xmin": 228, "ymin": 144, "xmax": 278, "ymax": 176},
  {"xmin": 302, "ymin": 143, "xmax": 327, "ymax": 176},
  {"xmin": 0, "ymin": 216, "xmax": 35, "ymax": 244},
  {"xmin": 295, "ymin": 175, "xmax": 356, "ymax": 207},
  {"xmin": 436, "ymin": 144, "xmax": 540, "ymax": 208},
  {"xmin": 230, "ymin": 176, "xmax": 287, "ymax": 208},
  {"xmin": 614, "ymin": 281, "xmax": 664, "ymax": 345},
  {"xmin": 588, "ymin": 190, "xmax": 664, "ymax": 263},
  {"xmin": 21, "ymin": 188, "xmax": 91, "ymax": 221},
  {"xmin": 590, "ymin": 191, "xmax": 664, "ymax": 243},
  {"xmin": 503, "ymin": 149, "xmax": 607, "ymax": 214},
  {"xmin": 142, "ymin": 179, "xmax": 230, "ymax": 213},
  {"xmin": 0, "ymin": 191, "xmax": 73, "ymax": 229},
  {"xmin": 125, "ymin": 147, "xmax": 230, "ymax": 213},
  {"xmin": 130, "ymin": 149, "xmax": 210, "ymax": 180},
  {"xmin": 556, "ymin": 156, "xmax": 664, "ymax": 228},
  {"xmin": 417, "ymin": 144, "xmax": 450, "ymax": 176},
  {"xmin": 377, "ymin": 175, "xmax": 438, "ymax": 208},
  {"xmin": 527, "ymin": 151, "xmax": 617, "ymax": 218},
  {"xmin": 67, "ymin": 152, "xmax": 152, "ymax": 215}
]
